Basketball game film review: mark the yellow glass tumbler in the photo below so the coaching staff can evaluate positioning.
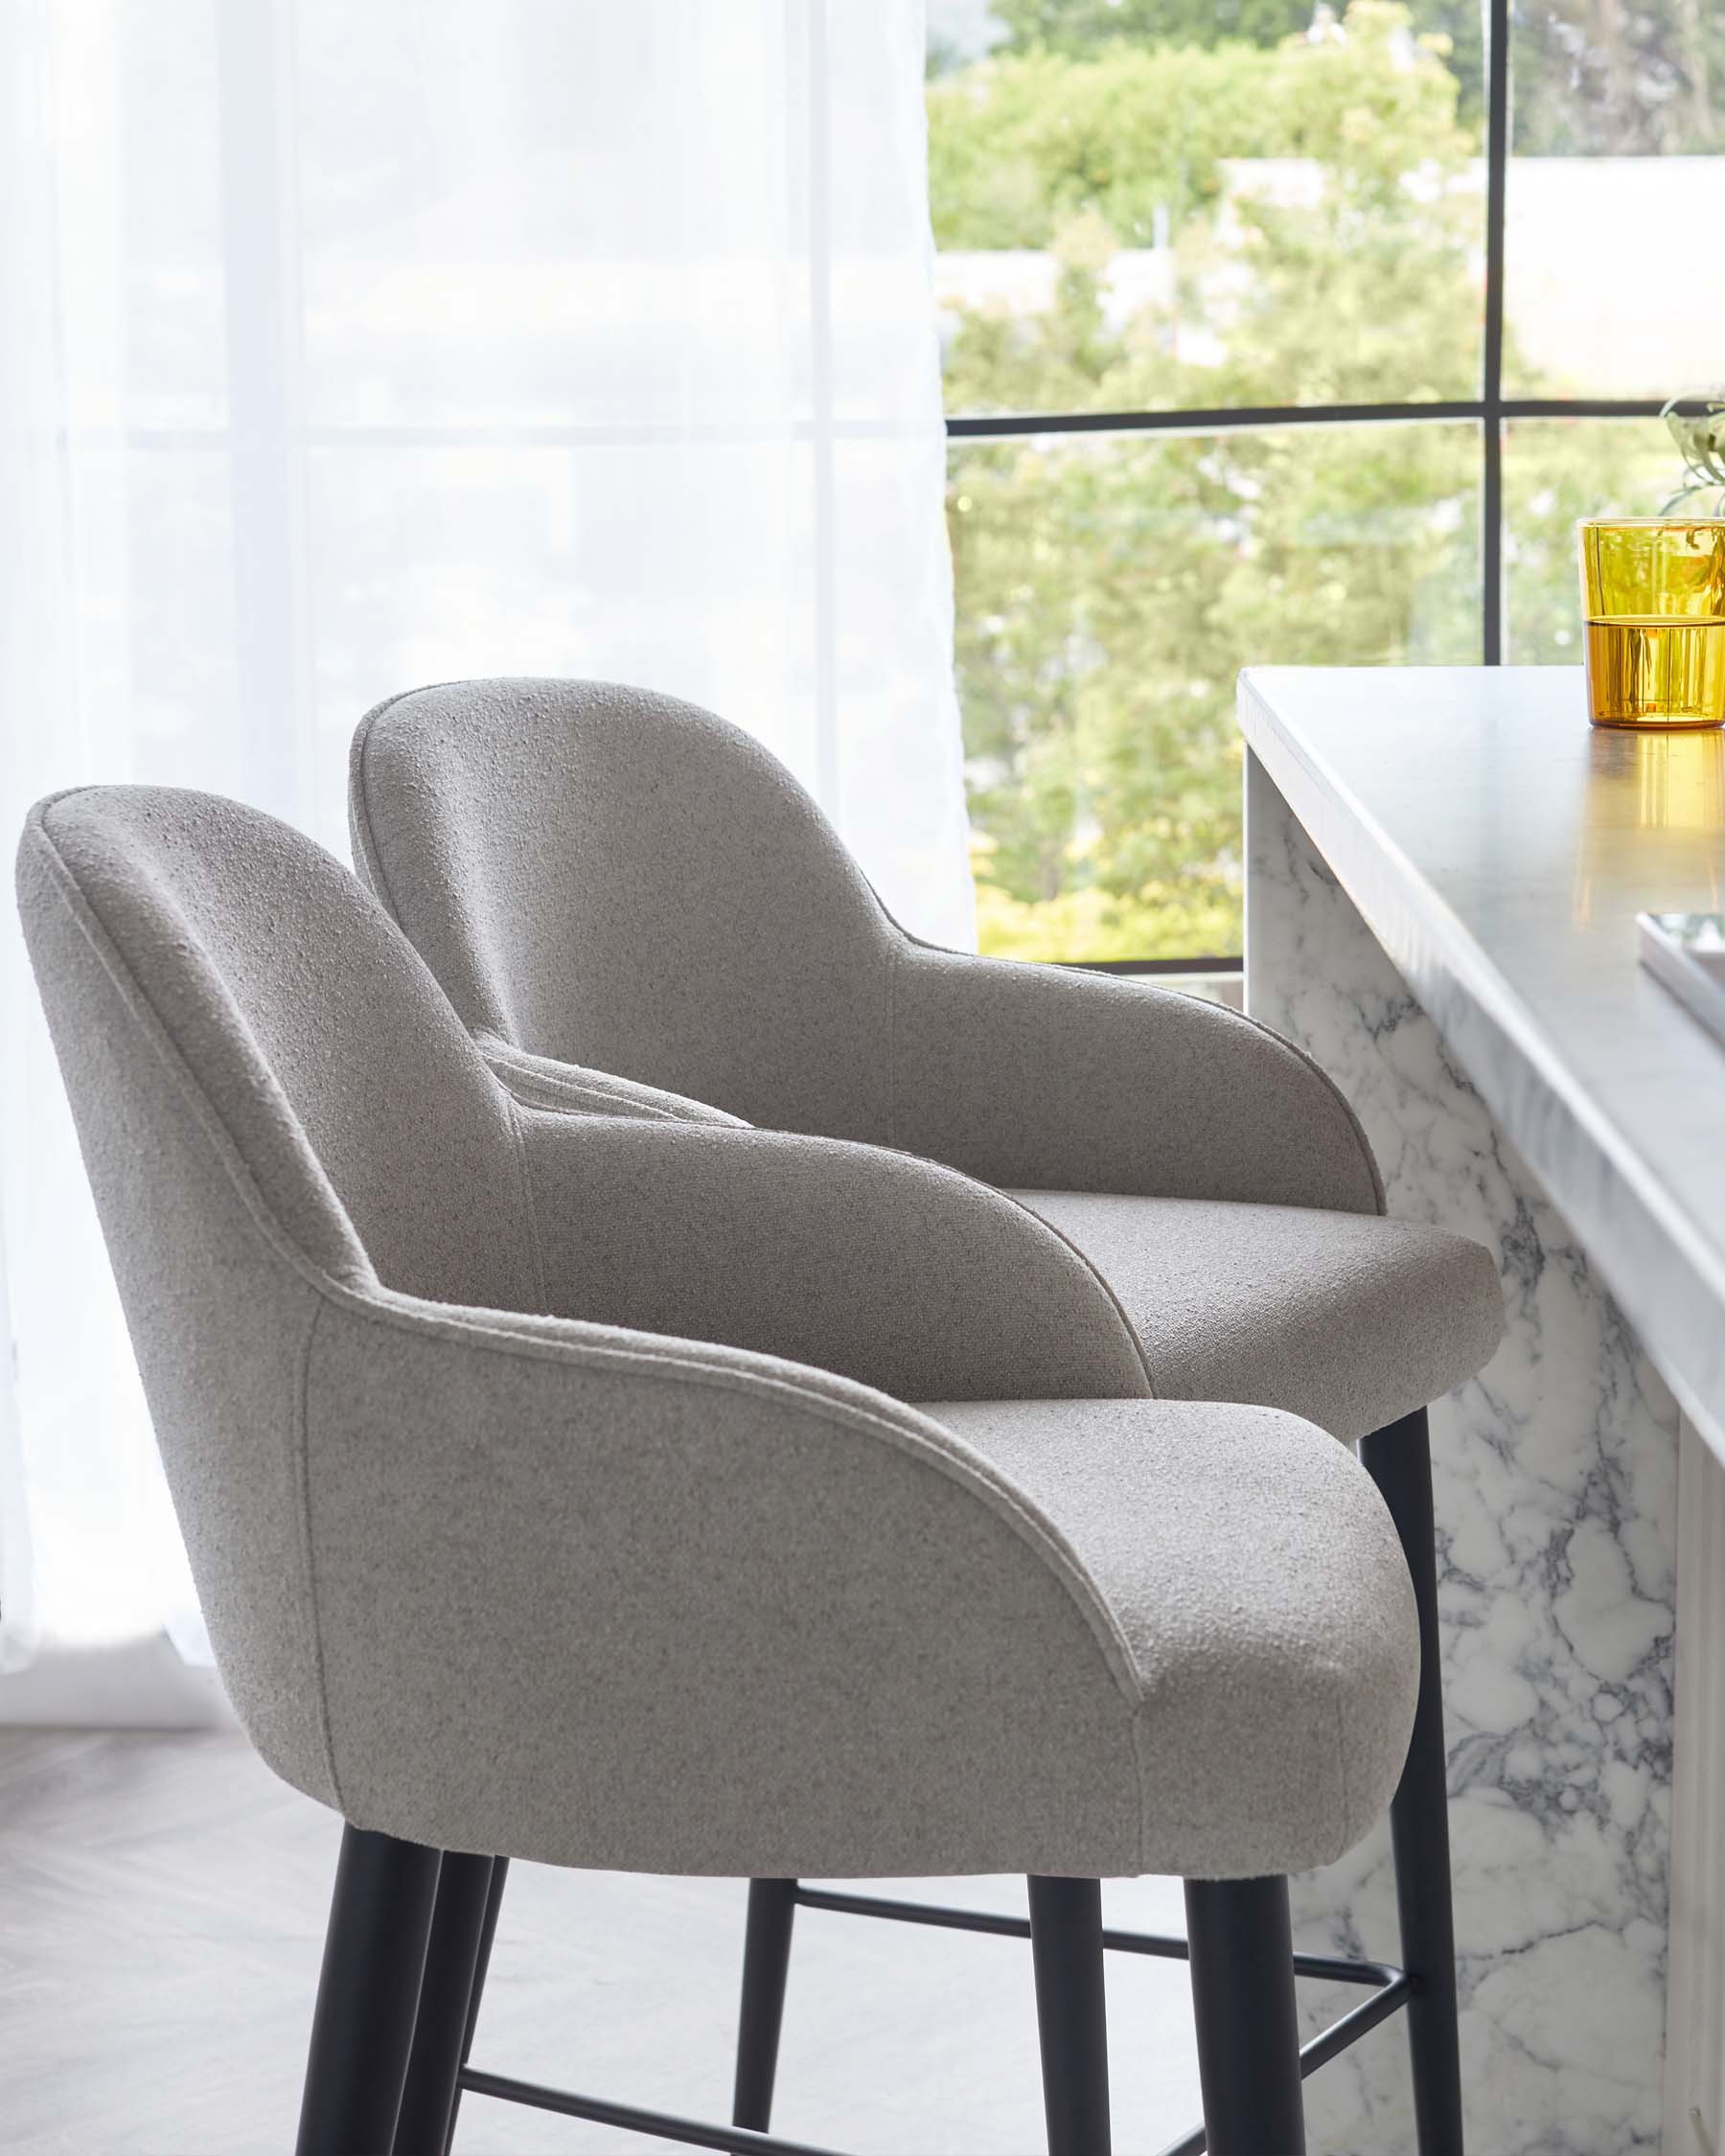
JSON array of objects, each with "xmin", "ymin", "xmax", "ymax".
[{"xmin": 1579, "ymin": 518, "xmax": 1725, "ymax": 728}]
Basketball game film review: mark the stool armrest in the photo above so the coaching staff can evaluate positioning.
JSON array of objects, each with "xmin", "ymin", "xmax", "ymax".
[
  {"xmin": 884, "ymin": 942, "xmax": 1384, "ymax": 1214},
  {"xmin": 294, "ymin": 1283, "xmax": 1146, "ymax": 1878},
  {"xmin": 511, "ymin": 1107, "xmax": 1153, "ymax": 1403}
]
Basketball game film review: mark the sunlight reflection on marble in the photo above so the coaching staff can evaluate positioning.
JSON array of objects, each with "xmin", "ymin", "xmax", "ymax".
[
  {"xmin": 1248, "ymin": 749, "xmax": 1676, "ymax": 2156},
  {"xmin": 1576, "ymin": 730, "xmax": 1725, "ymax": 929}
]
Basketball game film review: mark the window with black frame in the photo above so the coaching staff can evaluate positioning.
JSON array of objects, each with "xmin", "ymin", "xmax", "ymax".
[{"xmin": 928, "ymin": 0, "xmax": 1725, "ymax": 969}]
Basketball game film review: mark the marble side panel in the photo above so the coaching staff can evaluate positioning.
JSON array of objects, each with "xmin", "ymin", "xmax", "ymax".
[
  {"xmin": 1247, "ymin": 749, "xmax": 1679, "ymax": 2156},
  {"xmin": 1664, "ymin": 1414, "xmax": 1725, "ymax": 2156}
]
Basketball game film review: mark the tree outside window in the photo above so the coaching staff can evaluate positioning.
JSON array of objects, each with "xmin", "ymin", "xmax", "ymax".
[{"xmin": 930, "ymin": 1, "xmax": 1721, "ymax": 962}]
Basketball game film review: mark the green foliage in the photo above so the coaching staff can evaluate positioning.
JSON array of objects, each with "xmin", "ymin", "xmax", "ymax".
[
  {"xmin": 982, "ymin": 0, "xmax": 1725, "ymax": 151},
  {"xmin": 934, "ymin": 7, "xmax": 1479, "ymax": 407},
  {"xmin": 992, "ymin": 0, "xmax": 1320, "ymax": 52},
  {"xmin": 935, "ymin": 2, "xmax": 1652, "ymax": 960},
  {"xmin": 1510, "ymin": 0, "xmax": 1725, "ymax": 156},
  {"xmin": 1665, "ymin": 394, "xmax": 1725, "ymax": 517},
  {"xmin": 928, "ymin": 44, "xmax": 1280, "ymax": 249}
]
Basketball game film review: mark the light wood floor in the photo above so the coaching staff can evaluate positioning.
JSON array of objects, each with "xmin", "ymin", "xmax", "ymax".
[{"xmin": 0, "ymin": 1730, "xmax": 1205, "ymax": 2154}]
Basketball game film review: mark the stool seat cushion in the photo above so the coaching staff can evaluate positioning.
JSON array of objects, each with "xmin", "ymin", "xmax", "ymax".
[
  {"xmin": 927, "ymin": 1396, "xmax": 1420, "ymax": 1880},
  {"xmin": 1010, "ymin": 1191, "xmax": 1504, "ymax": 1443}
]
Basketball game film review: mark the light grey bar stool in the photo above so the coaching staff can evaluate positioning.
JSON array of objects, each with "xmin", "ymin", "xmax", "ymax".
[
  {"xmin": 21, "ymin": 784, "xmax": 1429, "ymax": 2156},
  {"xmin": 350, "ymin": 678, "xmax": 1506, "ymax": 2155}
]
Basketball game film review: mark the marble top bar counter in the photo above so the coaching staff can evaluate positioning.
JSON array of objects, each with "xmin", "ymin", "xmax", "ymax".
[
  {"xmin": 1242, "ymin": 664, "xmax": 1725, "ymax": 1460},
  {"xmin": 1239, "ymin": 666, "xmax": 1724, "ymax": 2155}
]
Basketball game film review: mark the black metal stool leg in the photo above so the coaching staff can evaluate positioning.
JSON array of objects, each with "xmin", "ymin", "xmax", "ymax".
[
  {"xmin": 393, "ymin": 1853, "xmax": 496, "ymax": 2155},
  {"xmin": 295, "ymin": 1824, "xmax": 442, "ymax": 2156},
  {"xmin": 440, "ymin": 1857, "xmax": 508, "ymax": 2156},
  {"xmin": 731, "ymin": 1878, "xmax": 798, "ymax": 2139},
  {"xmin": 1028, "ymin": 1876, "xmax": 1111, "ymax": 2156},
  {"xmin": 1360, "ymin": 1409, "xmax": 1464, "ymax": 2155},
  {"xmin": 1184, "ymin": 1875, "xmax": 1304, "ymax": 2156}
]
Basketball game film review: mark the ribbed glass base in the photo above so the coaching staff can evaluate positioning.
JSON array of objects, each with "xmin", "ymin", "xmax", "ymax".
[{"xmin": 1585, "ymin": 614, "xmax": 1725, "ymax": 728}]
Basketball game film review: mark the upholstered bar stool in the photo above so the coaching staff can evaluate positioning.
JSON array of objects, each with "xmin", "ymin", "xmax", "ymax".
[
  {"xmin": 21, "ymin": 785, "xmax": 1427, "ymax": 2156},
  {"xmin": 349, "ymin": 679, "xmax": 1506, "ymax": 2154}
]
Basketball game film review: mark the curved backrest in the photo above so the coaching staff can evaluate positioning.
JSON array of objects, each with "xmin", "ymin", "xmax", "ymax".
[
  {"xmin": 16, "ymin": 788, "xmax": 540, "ymax": 1798},
  {"xmin": 18, "ymin": 787, "xmax": 538, "ymax": 1313},
  {"xmin": 350, "ymin": 679, "xmax": 900, "ymax": 1135}
]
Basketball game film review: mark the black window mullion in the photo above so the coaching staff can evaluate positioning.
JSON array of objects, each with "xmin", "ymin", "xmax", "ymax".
[
  {"xmin": 1483, "ymin": 0, "xmax": 1512, "ymax": 664},
  {"xmin": 946, "ymin": 399, "xmax": 1665, "ymax": 441}
]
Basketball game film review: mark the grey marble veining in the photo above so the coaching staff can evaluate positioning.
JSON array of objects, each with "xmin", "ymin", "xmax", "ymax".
[
  {"xmin": 1248, "ymin": 743, "xmax": 1678, "ymax": 2154},
  {"xmin": 1240, "ymin": 665, "xmax": 1725, "ymax": 1458}
]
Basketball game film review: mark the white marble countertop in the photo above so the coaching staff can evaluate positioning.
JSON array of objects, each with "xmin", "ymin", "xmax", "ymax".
[{"xmin": 1240, "ymin": 664, "xmax": 1725, "ymax": 1456}]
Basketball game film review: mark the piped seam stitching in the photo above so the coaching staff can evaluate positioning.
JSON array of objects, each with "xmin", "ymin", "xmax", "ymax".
[{"xmin": 295, "ymin": 1298, "xmax": 346, "ymax": 1815}]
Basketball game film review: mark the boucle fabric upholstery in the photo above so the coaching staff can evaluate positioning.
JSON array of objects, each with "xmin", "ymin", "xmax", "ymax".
[
  {"xmin": 38, "ymin": 781, "xmax": 540, "ymax": 1314},
  {"xmin": 19, "ymin": 784, "xmax": 1417, "ymax": 1879},
  {"xmin": 350, "ymin": 678, "xmax": 1385, "ymax": 1213},
  {"xmin": 1010, "ymin": 1193, "xmax": 1505, "ymax": 1444},
  {"xmin": 480, "ymin": 1035, "xmax": 747, "ymax": 1125},
  {"xmin": 516, "ymin": 1112, "xmax": 1151, "ymax": 1403},
  {"xmin": 349, "ymin": 677, "xmax": 1506, "ymax": 1419},
  {"xmin": 932, "ymin": 1398, "xmax": 1418, "ymax": 1875}
]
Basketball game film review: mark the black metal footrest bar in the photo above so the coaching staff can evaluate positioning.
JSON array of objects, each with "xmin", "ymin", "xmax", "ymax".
[
  {"xmin": 793, "ymin": 1884, "xmax": 1402, "ymax": 1989},
  {"xmin": 462, "ymin": 1887, "xmax": 1414, "ymax": 2154},
  {"xmin": 800, "ymin": 1885, "xmax": 1415, "ymax": 2156},
  {"xmin": 1152, "ymin": 1970, "xmax": 1414, "ymax": 2156},
  {"xmin": 460, "ymin": 2067, "xmax": 855, "ymax": 2156}
]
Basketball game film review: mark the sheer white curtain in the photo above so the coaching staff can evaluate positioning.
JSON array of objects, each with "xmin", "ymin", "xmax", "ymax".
[{"xmin": 0, "ymin": 0, "xmax": 970, "ymax": 1719}]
